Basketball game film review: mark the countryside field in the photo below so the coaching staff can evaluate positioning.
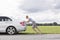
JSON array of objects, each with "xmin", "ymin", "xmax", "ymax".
[{"xmin": 23, "ymin": 26, "xmax": 60, "ymax": 34}]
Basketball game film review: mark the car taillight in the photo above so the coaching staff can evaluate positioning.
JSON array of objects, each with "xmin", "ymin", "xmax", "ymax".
[{"xmin": 20, "ymin": 22, "xmax": 25, "ymax": 26}]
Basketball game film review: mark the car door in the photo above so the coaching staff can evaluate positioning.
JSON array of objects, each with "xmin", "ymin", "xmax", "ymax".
[
  {"xmin": 0, "ymin": 18, "xmax": 6, "ymax": 32},
  {"xmin": 0, "ymin": 17, "xmax": 11, "ymax": 32},
  {"xmin": 0, "ymin": 17, "xmax": 12, "ymax": 32},
  {"xmin": 1, "ymin": 18, "xmax": 12, "ymax": 29}
]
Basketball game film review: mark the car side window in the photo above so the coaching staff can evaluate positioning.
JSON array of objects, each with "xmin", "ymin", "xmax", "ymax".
[
  {"xmin": 4, "ymin": 18, "xmax": 12, "ymax": 21},
  {"xmin": 2, "ymin": 18, "xmax": 6, "ymax": 21},
  {"xmin": 0, "ymin": 17, "xmax": 12, "ymax": 21},
  {"xmin": 6, "ymin": 19, "xmax": 11, "ymax": 21},
  {"xmin": 4, "ymin": 18, "xmax": 8, "ymax": 21},
  {"xmin": 0, "ymin": 18, "xmax": 2, "ymax": 21},
  {"xmin": 2, "ymin": 18, "xmax": 12, "ymax": 21}
]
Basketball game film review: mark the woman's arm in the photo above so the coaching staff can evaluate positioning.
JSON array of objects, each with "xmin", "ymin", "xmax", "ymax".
[{"xmin": 26, "ymin": 19, "xmax": 30, "ymax": 23}]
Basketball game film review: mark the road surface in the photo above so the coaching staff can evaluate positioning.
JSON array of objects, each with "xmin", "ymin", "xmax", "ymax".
[{"xmin": 0, "ymin": 33, "xmax": 60, "ymax": 40}]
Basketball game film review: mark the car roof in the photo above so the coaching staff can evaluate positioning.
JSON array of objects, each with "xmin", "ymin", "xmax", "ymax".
[
  {"xmin": 0, "ymin": 16, "xmax": 8, "ymax": 17},
  {"xmin": 0, "ymin": 16, "xmax": 9, "ymax": 18}
]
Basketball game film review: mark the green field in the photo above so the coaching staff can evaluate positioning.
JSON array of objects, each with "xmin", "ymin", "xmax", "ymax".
[{"xmin": 23, "ymin": 26, "xmax": 60, "ymax": 34}]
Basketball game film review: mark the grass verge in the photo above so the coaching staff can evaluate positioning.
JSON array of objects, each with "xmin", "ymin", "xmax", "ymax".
[{"xmin": 22, "ymin": 26, "xmax": 60, "ymax": 34}]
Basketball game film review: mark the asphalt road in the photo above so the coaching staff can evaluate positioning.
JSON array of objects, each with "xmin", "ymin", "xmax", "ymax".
[{"xmin": 0, "ymin": 33, "xmax": 60, "ymax": 40}]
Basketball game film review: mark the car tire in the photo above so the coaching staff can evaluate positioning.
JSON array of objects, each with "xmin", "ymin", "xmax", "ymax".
[{"xmin": 6, "ymin": 26, "xmax": 17, "ymax": 35}]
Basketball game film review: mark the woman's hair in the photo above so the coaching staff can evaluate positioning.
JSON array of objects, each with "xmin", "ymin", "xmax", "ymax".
[{"xmin": 26, "ymin": 15, "xmax": 29, "ymax": 18}]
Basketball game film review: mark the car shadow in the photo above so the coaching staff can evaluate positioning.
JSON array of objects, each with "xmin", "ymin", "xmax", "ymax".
[
  {"xmin": 0, "ymin": 33, "xmax": 44, "ymax": 35},
  {"xmin": 0, "ymin": 33, "xmax": 58, "ymax": 35},
  {"xmin": 17, "ymin": 33, "xmax": 45, "ymax": 35}
]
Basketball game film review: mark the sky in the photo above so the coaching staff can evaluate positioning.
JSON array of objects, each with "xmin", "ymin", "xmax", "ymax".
[{"xmin": 0, "ymin": 0, "xmax": 60, "ymax": 23}]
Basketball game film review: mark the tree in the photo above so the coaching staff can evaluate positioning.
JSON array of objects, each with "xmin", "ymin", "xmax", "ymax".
[{"xmin": 53, "ymin": 22, "xmax": 57, "ymax": 25}]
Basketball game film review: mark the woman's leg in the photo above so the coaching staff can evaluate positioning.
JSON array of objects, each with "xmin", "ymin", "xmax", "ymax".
[
  {"xmin": 32, "ymin": 27, "xmax": 39, "ymax": 33},
  {"xmin": 36, "ymin": 27, "xmax": 41, "ymax": 33}
]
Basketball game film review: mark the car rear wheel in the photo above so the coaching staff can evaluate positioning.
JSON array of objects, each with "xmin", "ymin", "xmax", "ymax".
[{"xmin": 6, "ymin": 26, "xmax": 17, "ymax": 35}]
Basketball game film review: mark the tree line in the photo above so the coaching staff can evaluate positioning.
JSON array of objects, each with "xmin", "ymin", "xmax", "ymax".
[{"xmin": 27, "ymin": 22, "xmax": 60, "ymax": 26}]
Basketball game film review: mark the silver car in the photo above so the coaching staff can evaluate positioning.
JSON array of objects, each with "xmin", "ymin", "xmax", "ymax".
[{"xmin": 0, "ymin": 16, "xmax": 26, "ymax": 35}]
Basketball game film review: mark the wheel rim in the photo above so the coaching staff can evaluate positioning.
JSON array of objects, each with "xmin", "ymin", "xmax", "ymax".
[{"xmin": 7, "ymin": 27, "xmax": 15, "ymax": 35}]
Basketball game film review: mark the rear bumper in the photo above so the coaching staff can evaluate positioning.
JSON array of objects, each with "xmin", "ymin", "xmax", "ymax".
[{"xmin": 16, "ymin": 26, "xmax": 27, "ymax": 32}]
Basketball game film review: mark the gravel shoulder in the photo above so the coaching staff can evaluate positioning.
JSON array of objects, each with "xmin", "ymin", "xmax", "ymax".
[{"xmin": 0, "ymin": 33, "xmax": 60, "ymax": 40}]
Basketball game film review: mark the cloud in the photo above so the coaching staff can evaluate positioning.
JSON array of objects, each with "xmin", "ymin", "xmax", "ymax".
[
  {"xmin": 25, "ymin": 9, "xmax": 60, "ymax": 23},
  {"xmin": 51, "ymin": 0, "xmax": 60, "ymax": 14},
  {"xmin": 54, "ymin": 0, "xmax": 60, "ymax": 9},
  {"xmin": 0, "ymin": 0, "xmax": 60, "ymax": 23},
  {"xmin": 0, "ymin": 0, "xmax": 25, "ymax": 17},
  {"xmin": 20, "ymin": 0, "xmax": 54, "ymax": 13},
  {"xmin": 18, "ymin": 0, "xmax": 60, "ymax": 23}
]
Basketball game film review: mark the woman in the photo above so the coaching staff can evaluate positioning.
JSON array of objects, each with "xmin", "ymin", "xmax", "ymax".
[{"xmin": 25, "ymin": 15, "xmax": 41, "ymax": 33}]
